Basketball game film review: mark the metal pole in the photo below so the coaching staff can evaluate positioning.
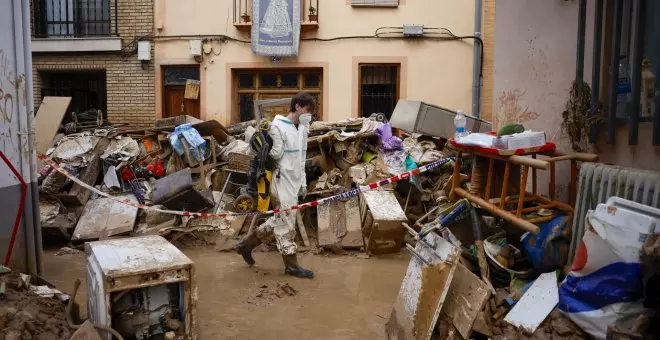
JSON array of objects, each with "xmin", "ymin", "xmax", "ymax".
[
  {"xmin": 589, "ymin": 0, "xmax": 604, "ymax": 144},
  {"xmin": 607, "ymin": 0, "xmax": 624, "ymax": 144},
  {"xmin": 471, "ymin": 0, "xmax": 483, "ymax": 118},
  {"xmin": 628, "ymin": 0, "xmax": 645, "ymax": 145},
  {"xmin": 576, "ymin": 0, "xmax": 587, "ymax": 91}
]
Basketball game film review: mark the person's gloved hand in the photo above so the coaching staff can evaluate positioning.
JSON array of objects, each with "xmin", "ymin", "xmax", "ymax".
[
  {"xmin": 299, "ymin": 185, "xmax": 307, "ymax": 200},
  {"xmin": 299, "ymin": 113, "xmax": 312, "ymax": 126}
]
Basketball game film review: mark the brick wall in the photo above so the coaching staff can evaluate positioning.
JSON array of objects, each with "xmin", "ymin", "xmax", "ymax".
[{"xmin": 31, "ymin": 0, "xmax": 155, "ymax": 127}]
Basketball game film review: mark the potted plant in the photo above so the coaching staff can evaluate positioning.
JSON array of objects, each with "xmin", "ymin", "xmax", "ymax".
[
  {"xmin": 241, "ymin": 11, "xmax": 250, "ymax": 23},
  {"xmin": 308, "ymin": 6, "xmax": 317, "ymax": 22}
]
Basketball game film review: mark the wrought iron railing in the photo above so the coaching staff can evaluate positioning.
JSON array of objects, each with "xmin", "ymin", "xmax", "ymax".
[
  {"xmin": 233, "ymin": 0, "xmax": 319, "ymax": 24},
  {"xmin": 32, "ymin": 0, "xmax": 118, "ymax": 38}
]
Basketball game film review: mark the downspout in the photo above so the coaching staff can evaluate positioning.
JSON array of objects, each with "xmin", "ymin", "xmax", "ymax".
[
  {"xmin": 471, "ymin": 0, "xmax": 483, "ymax": 118},
  {"xmin": 12, "ymin": 0, "xmax": 41, "ymax": 276},
  {"xmin": 23, "ymin": 0, "xmax": 42, "ymax": 276}
]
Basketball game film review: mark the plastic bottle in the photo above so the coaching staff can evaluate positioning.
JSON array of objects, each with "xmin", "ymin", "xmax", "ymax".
[
  {"xmin": 454, "ymin": 109, "xmax": 469, "ymax": 140},
  {"xmin": 642, "ymin": 59, "xmax": 656, "ymax": 118},
  {"xmin": 617, "ymin": 56, "xmax": 632, "ymax": 118}
]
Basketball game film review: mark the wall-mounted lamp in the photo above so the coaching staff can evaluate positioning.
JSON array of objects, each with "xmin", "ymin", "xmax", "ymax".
[{"xmin": 137, "ymin": 40, "xmax": 151, "ymax": 70}]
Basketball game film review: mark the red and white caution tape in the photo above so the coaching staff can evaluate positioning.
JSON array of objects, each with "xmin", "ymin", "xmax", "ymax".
[{"xmin": 37, "ymin": 154, "xmax": 454, "ymax": 218}]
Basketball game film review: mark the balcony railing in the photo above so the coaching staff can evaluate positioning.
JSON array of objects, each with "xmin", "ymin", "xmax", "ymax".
[
  {"xmin": 233, "ymin": 0, "xmax": 319, "ymax": 32},
  {"xmin": 32, "ymin": 0, "xmax": 118, "ymax": 38}
]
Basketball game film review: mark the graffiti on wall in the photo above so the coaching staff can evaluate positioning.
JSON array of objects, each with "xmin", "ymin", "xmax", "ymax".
[
  {"xmin": 0, "ymin": 48, "xmax": 26, "ymax": 156},
  {"xmin": 495, "ymin": 89, "xmax": 540, "ymax": 127}
]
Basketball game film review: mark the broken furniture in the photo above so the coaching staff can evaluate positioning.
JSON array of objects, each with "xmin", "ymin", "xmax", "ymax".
[
  {"xmin": 152, "ymin": 168, "xmax": 213, "ymax": 212},
  {"xmin": 386, "ymin": 232, "xmax": 462, "ymax": 340},
  {"xmin": 448, "ymin": 140, "xmax": 598, "ymax": 234},
  {"xmin": 85, "ymin": 235, "xmax": 197, "ymax": 340},
  {"xmin": 72, "ymin": 194, "xmax": 139, "ymax": 242},
  {"xmin": 360, "ymin": 190, "xmax": 408, "ymax": 255},
  {"xmin": 317, "ymin": 197, "xmax": 362, "ymax": 249}
]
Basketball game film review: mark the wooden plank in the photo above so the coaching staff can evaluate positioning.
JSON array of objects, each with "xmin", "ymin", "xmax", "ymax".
[
  {"xmin": 385, "ymin": 233, "xmax": 460, "ymax": 340},
  {"xmin": 296, "ymin": 210, "xmax": 311, "ymax": 247},
  {"xmin": 35, "ymin": 96, "xmax": 71, "ymax": 154},
  {"xmin": 504, "ymin": 272, "xmax": 559, "ymax": 334},
  {"xmin": 58, "ymin": 138, "xmax": 110, "ymax": 207},
  {"xmin": 441, "ymin": 263, "xmax": 491, "ymax": 339}
]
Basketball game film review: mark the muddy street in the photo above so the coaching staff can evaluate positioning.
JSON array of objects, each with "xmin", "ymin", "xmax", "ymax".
[{"xmin": 42, "ymin": 247, "xmax": 409, "ymax": 340}]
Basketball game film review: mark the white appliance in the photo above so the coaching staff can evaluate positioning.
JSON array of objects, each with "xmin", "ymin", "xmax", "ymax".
[{"xmin": 85, "ymin": 235, "xmax": 197, "ymax": 340}]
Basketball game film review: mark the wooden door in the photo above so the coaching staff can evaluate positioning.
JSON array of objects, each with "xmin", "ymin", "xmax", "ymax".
[{"xmin": 164, "ymin": 85, "xmax": 200, "ymax": 118}]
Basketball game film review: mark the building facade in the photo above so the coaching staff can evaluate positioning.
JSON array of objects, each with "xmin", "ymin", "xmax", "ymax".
[
  {"xmin": 30, "ymin": 0, "xmax": 155, "ymax": 126},
  {"xmin": 153, "ymin": 0, "xmax": 482, "ymax": 125},
  {"xmin": 487, "ymin": 0, "xmax": 660, "ymax": 199}
]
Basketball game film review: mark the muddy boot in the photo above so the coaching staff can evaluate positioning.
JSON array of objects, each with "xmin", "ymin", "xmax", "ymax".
[
  {"xmin": 282, "ymin": 254, "xmax": 314, "ymax": 279},
  {"xmin": 235, "ymin": 232, "xmax": 261, "ymax": 266}
]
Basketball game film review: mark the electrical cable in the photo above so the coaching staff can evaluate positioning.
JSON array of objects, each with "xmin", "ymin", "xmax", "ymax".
[{"xmin": 129, "ymin": 27, "xmax": 484, "ymax": 76}]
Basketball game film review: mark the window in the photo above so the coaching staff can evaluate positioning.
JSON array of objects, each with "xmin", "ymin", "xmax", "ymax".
[
  {"xmin": 359, "ymin": 64, "xmax": 400, "ymax": 119},
  {"xmin": 162, "ymin": 66, "xmax": 201, "ymax": 119},
  {"xmin": 33, "ymin": 0, "xmax": 114, "ymax": 38},
  {"xmin": 40, "ymin": 71, "xmax": 107, "ymax": 121},
  {"xmin": 233, "ymin": 69, "xmax": 323, "ymax": 123}
]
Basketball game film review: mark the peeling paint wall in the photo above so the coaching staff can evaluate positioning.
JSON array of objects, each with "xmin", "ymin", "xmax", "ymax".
[
  {"xmin": 493, "ymin": 0, "xmax": 594, "ymax": 200},
  {"xmin": 0, "ymin": 0, "xmax": 40, "ymax": 275}
]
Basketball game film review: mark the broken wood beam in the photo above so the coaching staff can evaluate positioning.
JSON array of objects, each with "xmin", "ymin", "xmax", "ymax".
[
  {"xmin": 57, "ymin": 137, "xmax": 110, "ymax": 207},
  {"xmin": 454, "ymin": 188, "xmax": 540, "ymax": 234}
]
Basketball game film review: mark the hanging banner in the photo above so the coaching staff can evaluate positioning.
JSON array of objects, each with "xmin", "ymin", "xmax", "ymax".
[{"xmin": 252, "ymin": 0, "xmax": 301, "ymax": 56}]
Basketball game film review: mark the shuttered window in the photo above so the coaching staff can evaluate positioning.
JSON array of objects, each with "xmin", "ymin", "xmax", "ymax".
[{"xmin": 351, "ymin": 0, "xmax": 399, "ymax": 8}]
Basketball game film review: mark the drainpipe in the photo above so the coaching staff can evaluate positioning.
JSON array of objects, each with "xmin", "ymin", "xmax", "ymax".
[
  {"xmin": 12, "ymin": 0, "xmax": 41, "ymax": 276},
  {"xmin": 576, "ymin": 0, "xmax": 587, "ymax": 92},
  {"xmin": 471, "ymin": 0, "xmax": 483, "ymax": 118}
]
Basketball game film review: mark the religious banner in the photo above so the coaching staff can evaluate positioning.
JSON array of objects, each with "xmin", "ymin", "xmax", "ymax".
[{"xmin": 251, "ymin": 0, "xmax": 301, "ymax": 56}]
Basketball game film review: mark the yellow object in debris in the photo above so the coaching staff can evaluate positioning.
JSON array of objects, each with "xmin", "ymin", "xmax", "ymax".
[{"xmin": 257, "ymin": 170, "xmax": 272, "ymax": 212}]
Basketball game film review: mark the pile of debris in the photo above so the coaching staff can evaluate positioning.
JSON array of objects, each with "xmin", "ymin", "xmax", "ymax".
[{"xmin": 0, "ymin": 266, "xmax": 75, "ymax": 340}]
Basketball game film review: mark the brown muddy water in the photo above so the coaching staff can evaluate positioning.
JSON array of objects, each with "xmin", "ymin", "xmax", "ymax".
[{"xmin": 42, "ymin": 247, "xmax": 410, "ymax": 340}]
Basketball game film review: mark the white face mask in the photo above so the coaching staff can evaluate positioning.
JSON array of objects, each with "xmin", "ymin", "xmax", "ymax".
[{"xmin": 299, "ymin": 113, "xmax": 312, "ymax": 126}]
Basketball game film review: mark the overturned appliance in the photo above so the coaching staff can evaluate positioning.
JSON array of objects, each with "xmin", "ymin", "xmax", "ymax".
[
  {"xmin": 85, "ymin": 235, "xmax": 197, "ymax": 340},
  {"xmin": 389, "ymin": 100, "xmax": 492, "ymax": 139}
]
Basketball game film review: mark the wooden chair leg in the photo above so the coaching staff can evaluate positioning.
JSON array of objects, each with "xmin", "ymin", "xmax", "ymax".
[
  {"xmin": 499, "ymin": 162, "xmax": 511, "ymax": 209},
  {"xmin": 516, "ymin": 166, "xmax": 529, "ymax": 216}
]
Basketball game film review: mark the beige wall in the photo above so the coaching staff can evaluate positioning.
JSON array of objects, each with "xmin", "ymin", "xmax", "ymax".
[
  {"xmin": 492, "ymin": 0, "xmax": 660, "ymax": 183},
  {"xmin": 154, "ymin": 0, "xmax": 477, "ymax": 125},
  {"xmin": 492, "ymin": 0, "xmax": 596, "ymax": 201}
]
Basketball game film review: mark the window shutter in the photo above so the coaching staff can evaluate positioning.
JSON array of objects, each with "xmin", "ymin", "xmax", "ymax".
[{"xmin": 351, "ymin": 0, "xmax": 399, "ymax": 7}]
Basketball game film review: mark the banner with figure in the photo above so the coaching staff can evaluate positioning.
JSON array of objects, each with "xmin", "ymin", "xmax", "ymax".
[{"xmin": 252, "ymin": 0, "xmax": 301, "ymax": 56}]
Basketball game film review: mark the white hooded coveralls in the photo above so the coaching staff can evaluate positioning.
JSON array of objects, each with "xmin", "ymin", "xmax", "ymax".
[{"xmin": 255, "ymin": 114, "xmax": 308, "ymax": 255}]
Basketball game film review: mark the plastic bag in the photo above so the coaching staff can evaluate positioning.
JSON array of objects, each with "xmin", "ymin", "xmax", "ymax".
[
  {"xmin": 169, "ymin": 123, "xmax": 207, "ymax": 162},
  {"xmin": 521, "ymin": 214, "xmax": 570, "ymax": 272},
  {"xmin": 559, "ymin": 198, "xmax": 658, "ymax": 339}
]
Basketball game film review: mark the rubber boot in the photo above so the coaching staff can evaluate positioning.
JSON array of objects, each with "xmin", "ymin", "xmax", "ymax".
[
  {"xmin": 235, "ymin": 232, "xmax": 261, "ymax": 266},
  {"xmin": 282, "ymin": 254, "xmax": 314, "ymax": 279}
]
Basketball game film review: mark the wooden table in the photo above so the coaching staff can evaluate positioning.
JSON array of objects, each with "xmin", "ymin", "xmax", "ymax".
[{"xmin": 448, "ymin": 140, "xmax": 598, "ymax": 234}]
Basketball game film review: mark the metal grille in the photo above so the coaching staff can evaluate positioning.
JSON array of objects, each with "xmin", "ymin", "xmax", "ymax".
[
  {"xmin": 569, "ymin": 162, "xmax": 660, "ymax": 263},
  {"xmin": 32, "ymin": 0, "xmax": 117, "ymax": 38},
  {"xmin": 40, "ymin": 71, "xmax": 107, "ymax": 118},
  {"xmin": 359, "ymin": 64, "xmax": 399, "ymax": 119}
]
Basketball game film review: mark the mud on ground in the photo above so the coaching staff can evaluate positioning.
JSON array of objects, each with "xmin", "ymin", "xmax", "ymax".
[{"xmin": 0, "ymin": 272, "xmax": 75, "ymax": 340}]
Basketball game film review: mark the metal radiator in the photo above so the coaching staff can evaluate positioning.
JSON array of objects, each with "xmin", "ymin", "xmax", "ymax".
[{"xmin": 569, "ymin": 163, "xmax": 660, "ymax": 263}]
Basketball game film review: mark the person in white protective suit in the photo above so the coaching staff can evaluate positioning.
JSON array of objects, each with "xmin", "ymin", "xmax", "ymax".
[{"xmin": 235, "ymin": 92, "xmax": 315, "ymax": 279}]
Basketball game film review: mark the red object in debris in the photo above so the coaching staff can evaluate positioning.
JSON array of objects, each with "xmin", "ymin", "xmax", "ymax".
[
  {"xmin": 145, "ymin": 160, "xmax": 165, "ymax": 178},
  {"xmin": 121, "ymin": 167, "xmax": 135, "ymax": 181}
]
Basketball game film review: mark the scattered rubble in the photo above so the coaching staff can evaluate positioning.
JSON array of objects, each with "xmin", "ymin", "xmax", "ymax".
[
  {"xmin": 0, "ymin": 271, "xmax": 75, "ymax": 340},
  {"xmin": 247, "ymin": 282, "xmax": 298, "ymax": 307},
  {"xmin": 34, "ymin": 96, "xmax": 660, "ymax": 339}
]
